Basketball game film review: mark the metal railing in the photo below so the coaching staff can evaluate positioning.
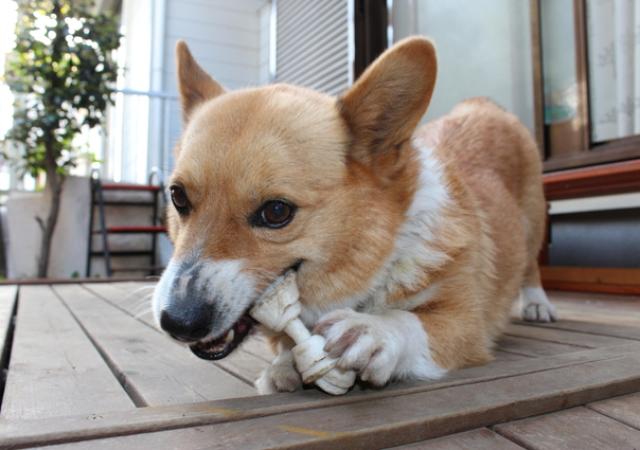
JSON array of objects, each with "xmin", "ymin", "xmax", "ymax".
[{"xmin": 105, "ymin": 88, "xmax": 180, "ymax": 184}]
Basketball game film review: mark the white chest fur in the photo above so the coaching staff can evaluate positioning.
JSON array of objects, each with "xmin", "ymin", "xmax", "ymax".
[{"xmin": 300, "ymin": 141, "xmax": 450, "ymax": 327}]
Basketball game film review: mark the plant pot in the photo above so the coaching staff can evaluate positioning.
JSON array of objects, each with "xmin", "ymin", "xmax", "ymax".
[{"xmin": 4, "ymin": 176, "xmax": 91, "ymax": 279}]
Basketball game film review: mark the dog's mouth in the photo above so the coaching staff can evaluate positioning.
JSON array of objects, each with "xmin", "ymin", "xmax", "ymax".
[
  {"xmin": 189, "ymin": 314, "xmax": 255, "ymax": 360},
  {"xmin": 188, "ymin": 260, "xmax": 303, "ymax": 361}
]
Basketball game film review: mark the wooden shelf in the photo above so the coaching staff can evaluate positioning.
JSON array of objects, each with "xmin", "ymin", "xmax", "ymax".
[{"xmin": 544, "ymin": 159, "xmax": 640, "ymax": 201}]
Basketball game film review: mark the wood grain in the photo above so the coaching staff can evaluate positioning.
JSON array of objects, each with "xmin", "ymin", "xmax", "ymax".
[
  {"xmin": 589, "ymin": 392, "xmax": 640, "ymax": 430},
  {"xmin": 495, "ymin": 407, "xmax": 640, "ymax": 450},
  {"xmin": 504, "ymin": 323, "xmax": 635, "ymax": 348},
  {"xmin": 520, "ymin": 319, "xmax": 640, "ymax": 341},
  {"xmin": 390, "ymin": 428, "xmax": 523, "ymax": 449},
  {"xmin": 5, "ymin": 346, "xmax": 640, "ymax": 449},
  {"xmin": 541, "ymin": 266, "xmax": 640, "ymax": 295},
  {"xmin": 2, "ymin": 340, "xmax": 637, "ymax": 449},
  {"xmin": 495, "ymin": 335, "xmax": 583, "ymax": 357},
  {"xmin": 0, "ymin": 285, "xmax": 133, "ymax": 419},
  {"xmin": 544, "ymin": 158, "xmax": 640, "ymax": 196},
  {"xmin": 542, "ymin": 267, "xmax": 640, "ymax": 286},
  {"xmin": 82, "ymin": 281, "xmax": 273, "ymax": 383},
  {"xmin": 53, "ymin": 284, "xmax": 255, "ymax": 406}
]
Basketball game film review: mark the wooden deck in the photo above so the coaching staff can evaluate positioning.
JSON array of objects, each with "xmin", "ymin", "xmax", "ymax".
[{"xmin": 0, "ymin": 283, "xmax": 639, "ymax": 449}]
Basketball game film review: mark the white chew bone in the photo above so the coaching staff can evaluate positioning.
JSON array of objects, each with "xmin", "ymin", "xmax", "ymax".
[{"xmin": 250, "ymin": 271, "xmax": 356, "ymax": 395}]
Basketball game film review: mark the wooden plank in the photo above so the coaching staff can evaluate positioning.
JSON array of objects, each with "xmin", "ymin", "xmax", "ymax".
[
  {"xmin": 53, "ymin": 284, "xmax": 255, "ymax": 406},
  {"xmin": 492, "ymin": 350, "xmax": 532, "ymax": 362},
  {"xmin": 31, "ymin": 353, "xmax": 640, "ymax": 449},
  {"xmin": 589, "ymin": 392, "xmax": 640, "ymax": 430},
  {"xmin": 83, "ymin": 282, "xmax": 157, "ymax": 326},
  {"xmin": 0, "ymin": 285, "xmax": 133, "ymax": 419},
  {"xmin": 542, "ymin": 266, "xmax": 640, "ymax": 295},
  {"xmin": 543, "ymin": 159, "xmax": 640, "ymax": 200},
  {"xmin": 504, "ymin": 323, "xmax": 635, "ymax": 348},
  {"xmin": 544, "ymin": 291, "xmax": 640, "ymax": 327},
  {"xmin": 0, "ymin": 286, "xmax": 17, "ymax": 362},
  {"xmin": 541, "ymin": 266, "xmax": 640, "ymax": 286},
  {"xmin": 495, "ymin": 407, "xmax": 640, "ymax": 450},
  {"xmin": 521, "ymin": 320, "xmax": 640, "ymax": 341},
  {"xmin": 390, "ymin": 428, "xmax": 523, "ymax": 449},
  {"xmin": 83, "ymin": 283, "xmax": 273, "ymax": 384},
  {"xmin": 543, "ymin": 280, "xmax": 640, "ymax": 295},
  {"xmin": 496, "ymin": 335, "xmax": 583, "ymax": 357},
  {"xmin": 3, "ymin": 344, "xmax": 639, "ymax": 449}
]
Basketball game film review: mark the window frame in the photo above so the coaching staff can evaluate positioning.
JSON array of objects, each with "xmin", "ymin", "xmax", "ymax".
[
  {"xmin": 536, "ymin": 0, "xmax": 640, "ymax": 172},
  {"xmin": 354, "ymin": 0, "xmax": 640, "ymax": 173}
]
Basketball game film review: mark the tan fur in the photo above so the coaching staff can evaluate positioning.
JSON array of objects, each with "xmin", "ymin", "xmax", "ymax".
[
  {"xmin": 170, "ymin": 38, "xmax": 546, "ymax": 373},
  {"xmin": 408, "ymin": 98, "xmax": 547, "ymax": 368}
]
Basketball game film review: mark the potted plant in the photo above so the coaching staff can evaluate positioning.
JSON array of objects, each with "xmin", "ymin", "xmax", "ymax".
[{"xmin": 1, "ymin": 0, "xmax": 120, "ymax": 277}]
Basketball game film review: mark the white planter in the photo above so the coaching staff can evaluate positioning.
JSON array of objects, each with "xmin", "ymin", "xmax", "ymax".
[{"xmin": 4, "ymin": 176, "xmax": 91, "ymax": 279}]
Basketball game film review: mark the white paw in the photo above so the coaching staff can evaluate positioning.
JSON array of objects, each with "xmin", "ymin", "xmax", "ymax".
[
  {"xmin": 314, "ymin": 309, "xmax": 401, "ymax": 386},
  {"xmin": 255, "ymin": 351, "xmax": 302, "ymax": 394},
  {"xmin": 521, "ymin": 286, "xmax": 557, "ymax": 323}
]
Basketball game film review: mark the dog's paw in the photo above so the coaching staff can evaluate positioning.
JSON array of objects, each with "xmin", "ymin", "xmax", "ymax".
[
  {"xmin": 255, "ymin": 351, "xmax": 302, "ymax": 394},
  {"xmin": 521, "ymin": 287, "xmax": 557, "ymax": 323},
  {"xmin": 314, "ymin": 309, "xmax": 401, "ymax": 386}
]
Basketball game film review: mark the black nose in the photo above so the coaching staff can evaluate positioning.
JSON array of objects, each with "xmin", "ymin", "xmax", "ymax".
[{"xmin": 160, "ymin": 306, "xmax": 213, "ymax": 342}]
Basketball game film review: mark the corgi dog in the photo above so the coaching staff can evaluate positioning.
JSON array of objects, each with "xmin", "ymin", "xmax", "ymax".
[{"xmin": 152, "ymin": 37, "xmax": 557, "ymax": 394}]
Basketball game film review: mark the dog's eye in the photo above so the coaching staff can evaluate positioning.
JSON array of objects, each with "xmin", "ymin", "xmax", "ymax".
[
  {"xmin": 254, "ymin": 200, "xmax": 296, "ymax": 229},
  {"xmin": 170, "ymin": 185, "xmax": 191, "ymax": 215}
]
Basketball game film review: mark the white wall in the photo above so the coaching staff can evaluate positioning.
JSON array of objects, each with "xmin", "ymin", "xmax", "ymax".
[
  {"xmin": 4, "ymin": 177, "xmax": 91, "ymax": 279},
  {"xmin": 393, "ymin": 0, "xmax": 535, "ymax": 132},
  {"xmin": 105, "ymin": 0, "xmax": 268, "ymax": 184},
  {"xmin": 161, "ymin": 0, "xmax": 268, "ymax": 174},
  {"xmin": 108, "ymin": 0, "xmax": 155, "ymax": 184}
]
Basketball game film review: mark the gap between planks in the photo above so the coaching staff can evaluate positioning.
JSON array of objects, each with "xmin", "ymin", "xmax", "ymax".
[
  {"xmin": 53, "ymin": 283, "xmax": 255, "ymax": 406},
  {"xmin": 1, "ymin": 285, "xmax": 134, "ymax": 420},
  {"xmin": 81, "ymin": 282, "xmax": 273, "ymax": 385},
  {"xmin": 494, "ymin": 406, "xmax": 640, "ymax": 450}
]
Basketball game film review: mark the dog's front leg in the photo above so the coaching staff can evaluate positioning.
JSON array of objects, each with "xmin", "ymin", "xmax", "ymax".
[
  {"xmin": 313, "ymin": 309, "xmax": 447, "ymax": 386},
  {"xmin": 255, "ymin": 336, "xmax": 303, "ymax": 394}
]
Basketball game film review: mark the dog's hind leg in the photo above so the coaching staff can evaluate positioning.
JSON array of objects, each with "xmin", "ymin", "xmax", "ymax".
[{"xmin": 520, "ymin": 263, "xmax": 557, "ymax": 323}]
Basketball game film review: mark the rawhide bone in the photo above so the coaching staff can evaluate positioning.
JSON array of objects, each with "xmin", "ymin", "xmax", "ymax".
[{"xmin": 250, "ymin": 271, "xmax": 356, "ymax": 395}]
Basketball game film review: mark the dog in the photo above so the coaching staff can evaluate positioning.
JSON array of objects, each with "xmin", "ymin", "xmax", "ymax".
[{"xmin": 152, "ymin": 37, "xmax": 557, "ymax": 394}]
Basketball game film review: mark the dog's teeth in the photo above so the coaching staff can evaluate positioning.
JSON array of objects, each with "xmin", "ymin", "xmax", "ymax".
[{"xmin": 225, "ymin": 329, "xmax": 235, "ymax": 343}]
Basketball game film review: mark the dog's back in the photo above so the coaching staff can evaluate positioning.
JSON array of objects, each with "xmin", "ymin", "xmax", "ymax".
[{"xmin": 416, "ymin": 98, "xmax": 549, "ymax": 341}]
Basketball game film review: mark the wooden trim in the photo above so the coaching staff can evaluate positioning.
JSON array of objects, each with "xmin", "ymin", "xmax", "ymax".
[
  {"xmin": 573, "ymin": 0, "xmax": 591, "ymax": 151},
  {"xmin": 542, "ymin": 0, "xmax": 590, "ymax": 167},
  {"xmin": 541, "ymin": 266, "xmax": 640, "ymax": 295},
  {"xmin": 529, "ymin": 0, "xmax": 546, "ymax": 157},
  {"xmin": 539, "ymin": 0, "xmax": 640, "ymax": 171},
  {"xmin": 0, "ymin": 277, "xmax": 158, "ymax": 286},
  {"xmin": 543, "ymin": 159, "xmax": 640, "ymax": 200},
  {"xmin": 543, "ymin": 135, "xmax": 640, "ymax": 172}
]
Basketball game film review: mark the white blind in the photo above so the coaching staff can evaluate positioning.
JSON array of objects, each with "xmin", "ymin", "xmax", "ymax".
[{"xmin": 275, "ymin": 0, "xmax": 353, "ymax": 96}]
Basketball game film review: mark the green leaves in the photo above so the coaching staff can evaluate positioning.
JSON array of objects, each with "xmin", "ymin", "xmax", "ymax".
[{"xmin": 2, "ymin": 0, "xmax": 121, "ymax": 180}]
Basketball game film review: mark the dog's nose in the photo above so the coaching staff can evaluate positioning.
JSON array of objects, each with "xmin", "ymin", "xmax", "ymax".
[{"xmin": 160, "ymin": 306, "xmax": 213, "ymax": 342}]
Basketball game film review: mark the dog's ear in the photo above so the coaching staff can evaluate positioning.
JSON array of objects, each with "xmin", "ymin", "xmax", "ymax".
[
  {"xmin": 339, "ymin": 37, "xmax": 437, "ymax": 167},
  {"xmin": 176, "ymin": 40, "xmax": 225, "ymax": 123}
]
